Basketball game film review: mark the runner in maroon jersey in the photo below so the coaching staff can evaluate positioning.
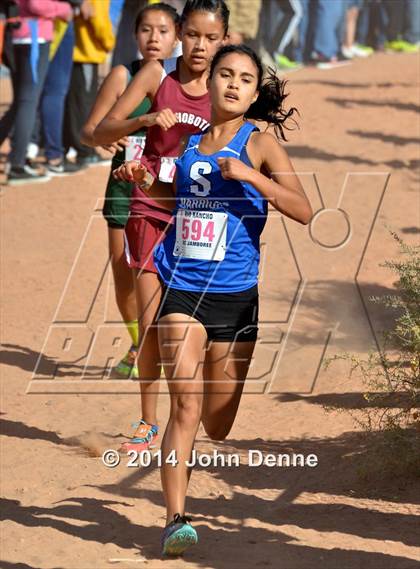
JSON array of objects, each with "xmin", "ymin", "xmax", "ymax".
[
  {"xmin": 128, "ymin": 59, "xmax": 212, "ymax": 225},
  {"xmin": 94, "ymin": 0, "xmax": 229, "ymax": 455},
  {"xmin": 80, "ymin": 3, "xmax": 179, "ymax": 383}
]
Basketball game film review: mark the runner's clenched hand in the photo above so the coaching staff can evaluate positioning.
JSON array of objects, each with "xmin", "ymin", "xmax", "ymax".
[
  {"xmin": 217, "ymin": 157, "xmax": 254, "ymax": 183},
  {"xmin": 141, "ymin": 108, "xmax": 178, "ymax": 131},
  {"xmin": 112, "ymin": 160, "xmax": 148, "ymax": 183}
]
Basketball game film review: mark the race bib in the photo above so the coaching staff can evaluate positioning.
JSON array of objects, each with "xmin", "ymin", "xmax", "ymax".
[
  {"xmin": 159, "ymin": 157, "xmax": 177, "ymax": 183},
  {"xmin": 125, "ymin": 135, "xmax": 146, "ymax": 161},
  {"xmin": 173, "ymin": 210, "xmax": 227, "ymax": 261}
]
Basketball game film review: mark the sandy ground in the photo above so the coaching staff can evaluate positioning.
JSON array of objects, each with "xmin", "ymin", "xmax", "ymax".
[{"xmin": 1, "ymin": 52, "xmax": 419, "ymax": 569}]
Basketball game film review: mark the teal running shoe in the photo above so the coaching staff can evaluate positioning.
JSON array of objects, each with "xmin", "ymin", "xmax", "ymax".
[{"xmin": 161, "ymin": 514, "xmax": 198, "ymax": 557}]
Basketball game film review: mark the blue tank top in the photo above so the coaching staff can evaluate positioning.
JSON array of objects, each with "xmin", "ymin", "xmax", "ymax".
[{"xmin": 154, "ymin": 121, "xmax": 268, "ymax": 293}]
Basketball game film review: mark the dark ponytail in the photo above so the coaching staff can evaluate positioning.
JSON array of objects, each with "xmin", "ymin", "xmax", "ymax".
[
  {"xmin": 246, "ymin": 68, "xmax": 298, "ymax": 141},
  {"xmin": 209, "ymin": 44, "xmax": 298, "ymax": 141}
]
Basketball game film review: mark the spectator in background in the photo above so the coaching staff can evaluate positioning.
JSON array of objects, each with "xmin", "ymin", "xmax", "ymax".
[
  {"xmin": 226, "ymin": 0, "xmax": 262, "ymax": 45},
  {"xmin": 258, "ymin": 0, "xmax": 303, "ymax": 70},
  {"xmin": 63, "ymin": 0, "xmax": 115, "ymax": 167},
  {"xmin": 112, "ymin": 0, "xmax": 146, "ymax": 66},
  {"xmin": 384, "ymin": 0, "xmax": 420, "ymax": 52},
  {"xmin": 342, "ymin": 0, "xmax": 373, "ymax": 58},
  {"xmin": 0, "ymin": 0, "xmax": 73, "ymax": 185},
  {"xmin": 293, "ymin": 0, "xmax": 313, "ymax": 64},
  {"xmin": 310, "ymin": 0, "xmax": 347, "ymax": 65},
  {"xmin": 356, "ymin": 0, "xmax": 388, "ymax": 51},
  {"xmin": 227, "ymin": 0, "xmax": 276, "ymax": 71},
  {"xmin": 0, "ymin": 0, "xmax": 20, "ymax": 74},
  {"xmin": 29, "ymin": 0, "xmax": 95, "ymax": 176},
  {"xmin": 109, "ymin": 0, "xmax": 125, "ymax": 31}
]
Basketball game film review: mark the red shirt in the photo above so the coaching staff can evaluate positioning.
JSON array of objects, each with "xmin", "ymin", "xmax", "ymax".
[{"xmin": 130, "ymin": 58, "xmax": 211, "ymax": 221}]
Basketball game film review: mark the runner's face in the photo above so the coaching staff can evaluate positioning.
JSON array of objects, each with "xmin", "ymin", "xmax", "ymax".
[
  {"xmin": 136, "ymin": 10, "xmax": 178, "ymax": 61},
  {"xmin": 210, "ymin": 53, "xmax": 259, "ymax": 116},
  {"xmin": 181, "ymin": 12, "xmax": 226, "ymax": 73}
]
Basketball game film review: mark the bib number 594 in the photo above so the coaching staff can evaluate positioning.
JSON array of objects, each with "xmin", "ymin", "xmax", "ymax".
[{"xmin": 182, "ymin": 217, "xmax": 215, "ymax": 242}]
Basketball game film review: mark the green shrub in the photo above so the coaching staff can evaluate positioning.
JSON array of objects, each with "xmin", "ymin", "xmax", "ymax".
[{"xmin": 324, "ymin": 230, "xmax": 420, "ymax": 477}]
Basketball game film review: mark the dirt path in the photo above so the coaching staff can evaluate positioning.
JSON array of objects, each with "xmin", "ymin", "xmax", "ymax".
[{"xmin": 1, "ymin": 52, "xmax": 419, "ymax": 569}]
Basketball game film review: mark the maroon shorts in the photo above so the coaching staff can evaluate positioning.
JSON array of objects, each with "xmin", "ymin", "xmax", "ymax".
[{"xmin": 124, "ymin": 214, "xmax": 171, "ymax": 273}]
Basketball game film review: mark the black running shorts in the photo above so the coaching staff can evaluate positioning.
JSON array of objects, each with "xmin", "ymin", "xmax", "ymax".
[{"xmin": 158, "ymin": 285, "xmax": 259, "ymax": 342}]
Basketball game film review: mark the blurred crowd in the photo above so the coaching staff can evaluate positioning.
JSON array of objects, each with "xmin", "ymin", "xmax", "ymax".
[
  {"xmin": 0, "ymin": 0, "xmax": 419, "ymax": 185},
  {"xmin": 229, "ymin": 0, "xmax": 420, "ymax": 69}
]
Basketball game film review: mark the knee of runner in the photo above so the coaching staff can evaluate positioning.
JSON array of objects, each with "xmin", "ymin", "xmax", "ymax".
[{"xmin": 172, "ymin": 394, "xmax": 202, "ymax": 429}]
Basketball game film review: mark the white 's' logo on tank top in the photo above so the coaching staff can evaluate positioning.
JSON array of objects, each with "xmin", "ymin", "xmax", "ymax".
[{"xmin": 175, "ymin": 112, "xmax": 210, "ymax": 131}]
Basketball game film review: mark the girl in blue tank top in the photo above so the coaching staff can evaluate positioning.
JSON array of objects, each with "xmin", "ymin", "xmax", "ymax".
[
  {"xmin": 116, "ymin": 44, "xmax": 313, "ymax": 557},
  {"xmin": 154, "ymin": 120, "xmax": 267, "ymax": 292}
]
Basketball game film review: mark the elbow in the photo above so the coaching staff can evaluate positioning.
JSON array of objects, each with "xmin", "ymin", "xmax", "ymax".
[
  {"xmin": 80, "ymin": 126, "xmax": 95, "ymax": 148},
  {"xmin": 92, "ymin": 122, "xmax": 106, "ymax": 145},
  {"xmin": 299, "ymin": 203, "xmax": 313, "ymax": 225},
  {"xmin": 80, "ymin": 131, "xmax": 91, "ymax": 147},
  {"xmin": 93, "ymin": 117, "xmax": 116, "ymax": 145}
]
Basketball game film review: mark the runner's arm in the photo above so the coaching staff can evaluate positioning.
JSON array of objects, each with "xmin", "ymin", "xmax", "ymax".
[
  {"xmin": 112, "ymin": 135, "xmax": 188, "ymax": 202},
  {"xmin": 112, "ymin": 162, "xmax": 176, "ymax": 210},
  {"xmin": 94, "ymin": 60, "xmax": 174, "ymax": 144}
]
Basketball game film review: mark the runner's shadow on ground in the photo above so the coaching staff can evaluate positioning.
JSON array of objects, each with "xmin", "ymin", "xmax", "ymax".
[
  {"xmin": 3, "ymin": 424, "xmax": 418, "ymax": 565},
  {"xmin": 184, "ymin": 516, "xmax": 419, "ymax": 568},
  {"xmin": 0, "ymin": 497, "xmax": 151, "ymax": 551},
  {"xmin": 0, "ymin": 418, "xmax": 64, "ymax": 446},
  {"xmin": 287, "ymin": 144, "xmax": 419, "ymax": 170},
  {"xmin": 287, "ymin": 144, "xmax": 378, "ymax": 165},
  {"xmin": 2, "ymin": 488, "xmax": 418, "ymax": 569},
  {"xmin": 84, "ymin": 429, "xmax": 419, "ymax": 567},
  {"xmin": 210, "ymin": 433, "xmax": 420, "ymax": 506},
  {"xmin": 402, "ymin": 226, "xmax": 420, "ymax": 234},
  {"xmin": 326, "ymin": 97, "xmax": 420, "ymax": 114},
  {"xmin": 0, "ymin": 416, "xmax": 121, "ymax": 451},
  {"xmin": 0, "ymin": 343, "xmax": 107, "ymax": 378},
  {"xmin": 276, "ymin": 391, "xmax": 415, "ymax": 409},
  {"xmin": 293, "ymin": 80, "xmax": 414, "ymax": 89},
  {"xmin": 347, "ymin": 129, "xmax": 420, "ymax": 146},
  {"xmin": 0, "ymin": 563, "xmax": 46, "ymax": 569}
]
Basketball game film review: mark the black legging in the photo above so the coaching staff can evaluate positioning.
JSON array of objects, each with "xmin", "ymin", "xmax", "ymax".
[
  {"xmin": 63, "ymin": 62, "xmax": 98, "ymax": 159},
  {"xmin": 0, "ymin": 42, "xmax": 50, "ymax": 167}
]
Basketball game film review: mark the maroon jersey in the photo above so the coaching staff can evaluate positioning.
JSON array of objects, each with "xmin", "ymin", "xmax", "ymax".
[{"xmin": 130, "ymin": 57, "xmax": 211, "ymax": 221}]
